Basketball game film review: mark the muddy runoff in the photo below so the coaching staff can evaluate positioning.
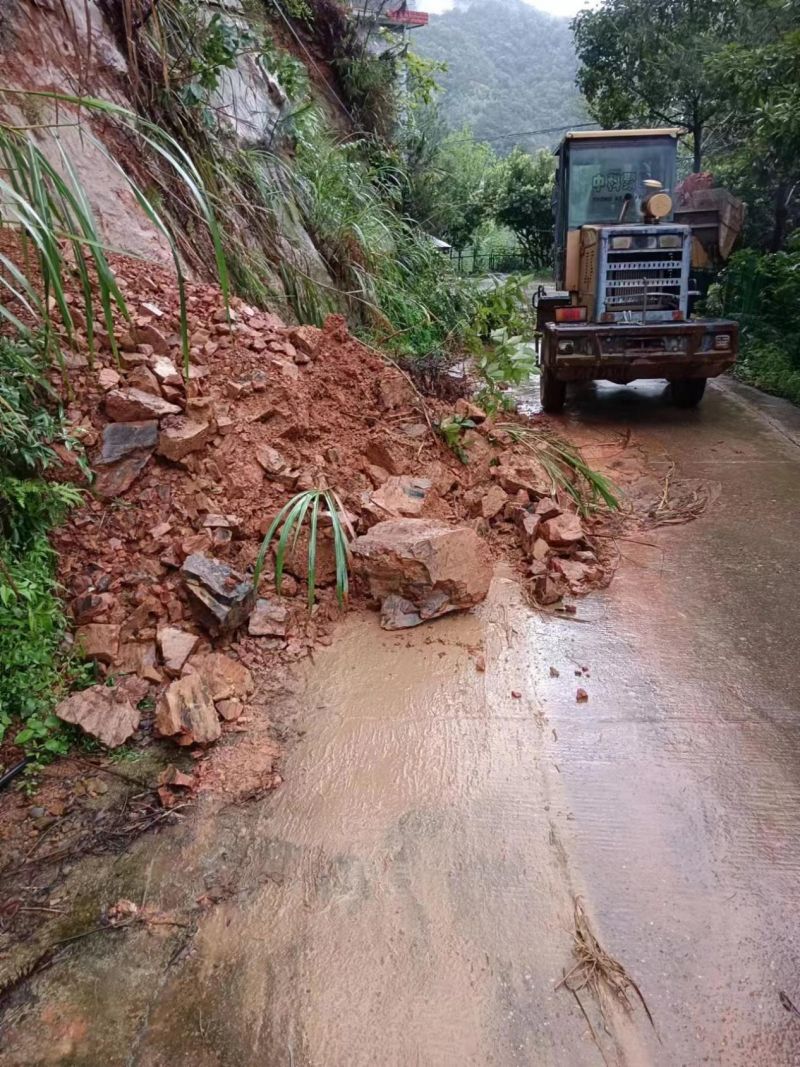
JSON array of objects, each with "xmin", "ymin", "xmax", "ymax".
[{"xmin": 1, "ymin": 572, "xmax": 651, "ymax": 1067}]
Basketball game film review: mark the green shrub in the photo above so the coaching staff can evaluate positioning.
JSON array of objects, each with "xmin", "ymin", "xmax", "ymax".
[
  {"xmin": 0, "ymin": 337, "xmax": 85, "ymax": 763},
  {"xmin": 713, "ymin": 245, "xmax": 800, "ymax": 405},
  {"xmin": 0, "ymin": 337, "xmax": 70, "ymax": 476},
  {"xmin": 0, "ymin": 487, "xmax": 86, "ymax": 761}
]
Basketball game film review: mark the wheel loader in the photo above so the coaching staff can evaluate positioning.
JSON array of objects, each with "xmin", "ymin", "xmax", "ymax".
[{"xmin": 535, "ymin": 128, "xmax": 742, "ymax": 413}]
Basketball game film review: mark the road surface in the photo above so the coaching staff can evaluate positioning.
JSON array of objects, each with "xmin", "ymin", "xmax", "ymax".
[{"xmin": 3, "ymin": 376, "xmax": 800, "ymax": 1066}]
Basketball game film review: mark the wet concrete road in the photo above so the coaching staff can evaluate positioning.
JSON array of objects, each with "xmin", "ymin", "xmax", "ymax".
[
  {"xmin": 523, "ymin": 377, "xmax": 800, "ymax": 1064},
  {"xmin": 3, "ymin": 377, "xmax": 800, "ymax": 1066}
]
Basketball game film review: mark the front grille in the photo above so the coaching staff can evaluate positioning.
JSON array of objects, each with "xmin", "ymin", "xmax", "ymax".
[
  {"xmin": 604, "ymin": 248, "xmax": 684, "ymax": 312},
  {"xmin": 596, "ymin": 227, "xmax": 690, "ymax": 322}
]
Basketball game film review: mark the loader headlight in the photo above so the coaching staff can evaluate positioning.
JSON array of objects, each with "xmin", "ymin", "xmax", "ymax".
[
  {"xmin": 610, "ymin": 236, "xmax": 633, "ymax": 250},
  {"xmin": 659, "ymin": 234, "xmax": 682, "ymax": 249},
  {"xmin": 714, "ymin": 334, "xmax": 731, "ymax": 350}
]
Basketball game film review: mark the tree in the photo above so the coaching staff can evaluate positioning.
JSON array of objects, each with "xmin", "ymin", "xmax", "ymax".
[
  {"xmin": 573, "ymin": 0, "xmax": 744, "ymax": 172},
  {"xmin": 406, "ymin": 126, "xmax": 497, "ymax": 250},
  {"xmin": 486, "ymin": 148, "xmax": 555, "ymax": 267},
  {"xmin": 707, "ymin": 25, "xmax": 800, "ymax": 250}
]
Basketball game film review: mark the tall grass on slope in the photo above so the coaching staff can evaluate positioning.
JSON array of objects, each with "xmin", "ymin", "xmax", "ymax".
[{"xmin": 0, "ymin": 90, "xmax": 228, "ymax": 374}]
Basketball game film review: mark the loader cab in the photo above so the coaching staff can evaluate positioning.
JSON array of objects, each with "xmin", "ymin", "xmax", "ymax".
[{"xmin": 554, "ymin": 129, "xmax": 680, "ymax": 292}]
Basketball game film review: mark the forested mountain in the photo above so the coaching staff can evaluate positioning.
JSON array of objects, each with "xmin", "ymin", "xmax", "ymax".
[{"xmin": 413, "ymin": 0, "xmax": 589, "ymax": 153}]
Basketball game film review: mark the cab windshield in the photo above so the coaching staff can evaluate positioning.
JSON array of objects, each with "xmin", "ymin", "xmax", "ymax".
[{"xmin": 566, "ymin": 137, "xmax": 677, "ymax": 228}]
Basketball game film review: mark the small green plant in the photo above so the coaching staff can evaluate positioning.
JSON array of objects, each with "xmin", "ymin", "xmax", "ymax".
[
  {"xmin": 466, "ymin": 276, "xmax": 538, "ymax": 408},
  {"xmin": 268, "ymin": 0, "xmax": 313, "ymax": 23},
  {"xmin": 253, "ymin": 489, "xmax": 353, "ymax": 608},
  {"xmin": 179, "ymin": 13, "xmax": 251, "ymax": 105},
  {"xmin": 471, "ymin": 275, "xmax": 532, "ymax": 343},
  {"xmin": 475, "ymin": 328, "xmax": 537, "ymax": 408},
  {"xmin": 437, "ymin": 413, "xmax": 476, "ymax": 463},
  {"xmin": 498, "ymin": 424, "xmax": 620, "ymax": 514},
  {"xmin": 259, "ymin": 37, "xmax": 308, "ymax": 100}
]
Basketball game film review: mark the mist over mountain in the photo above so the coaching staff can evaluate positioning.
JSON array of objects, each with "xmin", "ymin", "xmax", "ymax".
[{"xmin": 412, "ymin": 0, "xmax": 589, "ymax": 153}]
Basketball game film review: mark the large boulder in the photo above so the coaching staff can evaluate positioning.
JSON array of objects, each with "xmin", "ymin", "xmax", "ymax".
[{"xmin": 351, "ymin": 518, "xmax": 492, "ymax": 629}]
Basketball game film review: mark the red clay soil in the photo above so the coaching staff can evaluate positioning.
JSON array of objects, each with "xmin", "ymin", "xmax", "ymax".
[{"xmin": 50, "ymin": 257, "xmax": 619, "ymax": 651}]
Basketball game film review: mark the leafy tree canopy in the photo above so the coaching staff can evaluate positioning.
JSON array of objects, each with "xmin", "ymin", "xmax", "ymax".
[
  {"xmin": 573, "ymin": 0, "xmax": 746, "ymax": 172},
  {"xmin": 485, "ymin": 148, "xmax": 555, "ymax": 265}
]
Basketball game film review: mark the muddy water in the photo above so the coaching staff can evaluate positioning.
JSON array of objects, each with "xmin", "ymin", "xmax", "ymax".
[
  {"xmin": 4, "ymin": 376, "xmax": 800, "ymax": 1066},
  {"xmin": 123, "ymin": 579, "xmax": 635, "ymax": 1067}
]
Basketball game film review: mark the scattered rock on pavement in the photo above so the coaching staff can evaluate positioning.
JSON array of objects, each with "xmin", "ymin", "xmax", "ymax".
[
  {"xmin": 186, "ymin": 651, "xmax": 254, "ymax": 703},
  {"xmin": 157, "ymin": 416, "xmax": 213, "ymax": 461},
  {"xmin": 454, "ymin": 398, "xmax": 487, "ymax": 423},
  {"xmin": 352, "ymin": 518, "xmax": 492, "ymax": 629},
  {"xmin": 93, "ymin": 451, "xmax": 152, "ymax": 500},
  {"xmin": 98, "ymin": 421, "xmax": 158, "ymax": 465},
  {"xmin": 370, "ymin": 476, "xmax": 432, "ymax": 518},
  {"xmin": 55, "ymin": 685, "xmax": 140, "ymax": 748},
  {"xmin": 552, "ymin": 557, "xmax": 599, "ymax": 592},
  {"xmin": 541, "ymin": 512, "xmax": 584, "ymax": 548},
  {"xmin": 158, "ymin": 627, "xmax": 200, "ymax": 676},
  {"xmin": 75, "ymin": 623, "xmax": 120, "ymax": 665},
  {"xmin": 493, "ymin": 454, "xmax": 551, "ymax": 497}
]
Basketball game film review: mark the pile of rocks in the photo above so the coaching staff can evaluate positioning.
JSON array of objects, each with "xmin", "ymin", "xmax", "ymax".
[{"xmin": 48, "ymin": 252, "xmax": 613, "ymax": 754}]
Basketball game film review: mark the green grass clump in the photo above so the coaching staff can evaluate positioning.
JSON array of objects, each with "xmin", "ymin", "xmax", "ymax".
[
  {"xmin": 253, "ymin": 489, "xmax": 353, "ymax": 609},
  {"xmin": 735, "ymin": 341, "xmax": 800, "ymax": 406}
]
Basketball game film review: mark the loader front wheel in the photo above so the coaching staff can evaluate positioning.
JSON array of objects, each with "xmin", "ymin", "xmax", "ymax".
[
  {"xmin": 670, "ymin": 378, "xmax": 707, "ymax": 408},
  {"xmin": 540, "ymin": 366, "xmax": 567, "ymax": 414}
]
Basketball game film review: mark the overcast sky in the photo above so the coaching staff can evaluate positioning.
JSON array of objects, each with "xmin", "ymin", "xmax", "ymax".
[{"xmin": 423, "ymin": 0, "xmax": 588, "ymax": 16}]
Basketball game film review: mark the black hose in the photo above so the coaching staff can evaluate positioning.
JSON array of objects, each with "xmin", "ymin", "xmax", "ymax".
[{"xmin": 0, "ymin": 758, "xmax": 29, "ymax": 793}]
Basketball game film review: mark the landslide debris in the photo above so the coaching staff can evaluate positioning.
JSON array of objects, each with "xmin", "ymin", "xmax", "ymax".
[{"xmin": 43, "ymin": 253, "xmax": 619, "ymax": 751}]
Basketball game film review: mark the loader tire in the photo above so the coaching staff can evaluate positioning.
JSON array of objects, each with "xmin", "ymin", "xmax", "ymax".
[
  {"xmin": 540, "ymin": 366, "xmax": 566, "ymax": 414},
  {"xmin": 670, "ymin": 378, "xmax": 707, "ymax": 408}
]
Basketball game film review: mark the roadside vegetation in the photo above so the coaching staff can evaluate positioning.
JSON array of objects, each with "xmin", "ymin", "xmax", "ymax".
[
  {"xmin": 0, "ymin": 92, "xmax": 228, "ymax": 764},
  {"xmin": 0, "ymin": 337, "xmax": 87, "ymax": 765}
]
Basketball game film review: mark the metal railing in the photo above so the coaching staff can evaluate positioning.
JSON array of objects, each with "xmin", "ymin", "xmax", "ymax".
[{"xmin": 449, "ymin": 242, "xmax": 553, "ymax": 276}]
